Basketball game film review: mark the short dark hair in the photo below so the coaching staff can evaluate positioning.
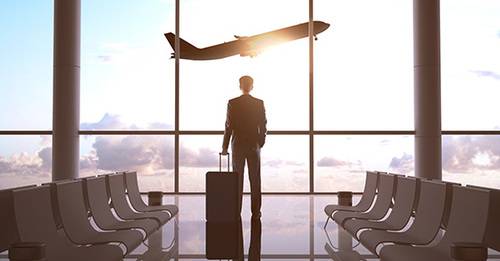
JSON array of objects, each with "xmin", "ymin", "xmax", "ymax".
[{"xmin": 239, "ymin": 75, "xmax": 253, "ymax": 87}]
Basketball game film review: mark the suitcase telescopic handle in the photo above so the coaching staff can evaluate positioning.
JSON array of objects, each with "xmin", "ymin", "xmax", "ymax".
[{"xmin": 219, "ymin": 152, "xmax": 230, "ymax": 173}]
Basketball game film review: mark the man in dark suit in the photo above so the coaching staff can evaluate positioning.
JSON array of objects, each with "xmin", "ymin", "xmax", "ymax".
[{"xmin": 221, "ymin": 75, "xmax": 267, "ymax": 218}]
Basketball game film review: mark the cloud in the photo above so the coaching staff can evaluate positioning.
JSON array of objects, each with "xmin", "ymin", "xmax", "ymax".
[
  {"xmin": 471, "ymin": 70, "xmax": 500, "ymax": 81},
  {"xmin": 263, "ymin": 159, "xmax": 304, "ymax": 168},
  {"xmin": 79, "ymin": 114, "xmax": 216, "ymax": 174},
  {"xmin": 97, "ymin": 55, "xmax": 112, "ymax": 62},
  {"xmin": 80, "ymin": 113, "xmax": 132, "ymax": 130},
  {"xmin": 38, "ymin": 147, "xmax": 52, "ymax": 170},
  {"xmin": 442, "ymin": 135, "xmax": 500, "ymax": 173},
  {"xmin": 83, "ymin": 135, "xmax": 218, "ymax": 174},
  {"xmin": 181, "ymin": 147, "xmax": 218, "ymax": 168},
  {"xmin": 389, "ymin": 153, "xmax": 414, "ymax": 173},
  {"xmin": 0, "ymin": 152, "xmax": 48, "ymax": 177},
  {"xmin": 317, "ymin": 157, "xmax": 350, "ymax": 167},
  {"xmin": 80, "ymin": 114, "xmax": 172, "ymax": 130}
]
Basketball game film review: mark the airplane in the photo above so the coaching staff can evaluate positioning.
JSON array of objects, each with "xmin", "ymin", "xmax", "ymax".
[{"xmin": 164, "ymin": 21, "xmax": 330, "ymax": 60}]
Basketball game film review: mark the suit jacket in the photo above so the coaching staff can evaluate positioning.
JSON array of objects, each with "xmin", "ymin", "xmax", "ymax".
[{"xmin": 223, "ymin": 95, "xmax": 267, "ymax": 150}]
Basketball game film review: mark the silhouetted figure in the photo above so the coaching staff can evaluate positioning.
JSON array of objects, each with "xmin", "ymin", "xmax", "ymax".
[{"xmin": 221, "ymin": 75, "xmax": 267, "ymax": 218}]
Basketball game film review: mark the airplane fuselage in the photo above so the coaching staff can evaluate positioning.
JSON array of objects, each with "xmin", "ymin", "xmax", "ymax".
[{"xmin": 166, "ymin": 21, "xmax": 330, "ymax": 60}]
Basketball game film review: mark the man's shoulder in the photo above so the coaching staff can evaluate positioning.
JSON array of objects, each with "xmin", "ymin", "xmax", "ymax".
[
  {"xmin": 228, "ymin": 95, "xmax": 264, "ymax": 105},
  {"xmin": 228, "ymin": 97, "xmax": 240, "ymax": 103}
]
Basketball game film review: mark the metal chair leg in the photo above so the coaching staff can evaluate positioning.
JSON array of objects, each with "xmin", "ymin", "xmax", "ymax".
[{"xmin": 324, "ymin": 215, "xmax": 331, "ymax": 229}]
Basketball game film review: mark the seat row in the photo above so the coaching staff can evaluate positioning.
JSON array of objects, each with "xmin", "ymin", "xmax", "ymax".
[
  {"xmin": 324, "ymin": 171, "xmax": 500, "ymax": 261},
  {"xmin": 0, "ymin": 171, "xmax": 178, "ymax": 261}
]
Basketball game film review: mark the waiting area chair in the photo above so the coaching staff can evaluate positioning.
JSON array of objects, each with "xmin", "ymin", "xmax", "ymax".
[
  {"xmin": 379, "ymin": 185, "xmax": 490, "ymax": 261},
  {"xmin": 332, "ymin": 173, "xmax": 396, "ymax": 227},
  {"xmin": 83, "ymin": 176, "xmax": 159, "ymax": 237},
  {"xmin": 0, "ymin": 171, "xmax": 178, "ymax": 261},
  {"xmin": 11, "ymin": 186, "xmax": 124, "ymax": 261},
  {"xmin": 324, "ymin": 171, "xmax": 379, "ymax": 226},
  {"xmin": 344, "ymin": 176, "xmax": 418, "ymax": 240},
  {"xmin": 123, "ymin": 171, "xmax": 179, "ymax": 217},
  {"xmin": 325, "ymin": 170, "xmax": 496, "ymax": 261},
  {"xmin": 358, "ymin": 179, "xmax": 448, "ymax": 254}
]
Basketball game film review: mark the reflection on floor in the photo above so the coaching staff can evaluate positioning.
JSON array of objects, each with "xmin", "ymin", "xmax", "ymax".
[
  {"xmin": 1, "ymin": 195, "xmax": 499, "ymax": 260},
  {"xmin": 125, "ymin": 195, "xmax": 500, "ymax": 260}
]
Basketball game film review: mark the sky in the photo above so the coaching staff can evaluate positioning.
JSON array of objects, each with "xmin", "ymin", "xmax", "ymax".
[{"xmin": 0, "ymin": 0, "xmax": 499, "ymax": 191}]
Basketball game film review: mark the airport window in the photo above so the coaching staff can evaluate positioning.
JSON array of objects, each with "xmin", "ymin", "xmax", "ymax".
[
  {"xmin": 314, "ymin": 0, "xmax": 413, "ymax": 130},
  {"xmin": 0, "ymin": 136, "xmax": 52, "ymax": 189},
  {"xmin": 1, "ymin": 0, "xmax": 500, "ymax": 193},
  {"xmin": 0, "ymin": 1, "xmax": 53, "ymax": 130},
  {"xmin": 180, "ymin": 0, "xmax": 308, "ymax": 131},
  {"xmin": 314, "ymin": 135, "xmax": 414, "ymax": 192},
  {"xmin": 441, "ymin": 0, "xmax": 500, "ymax": 130},
  {"xmin": 80, "ymin": 0, "xmax": 175, "ymax": 130},
  {"xmin": 441, "ymin": 135, "xmax": 500, "ymax": 188},
  {"xmin": 179, "ymin": 135, "xmax": 223, "ymax": 192},
  {"xmin": 79, "ymin": 135, "xmax": 175, "ymax": 192}
]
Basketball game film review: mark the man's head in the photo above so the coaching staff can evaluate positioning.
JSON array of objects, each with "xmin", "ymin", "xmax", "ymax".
[{"xmin": 239, "ymin": 75, "xmax": 254, "ymax": 94}]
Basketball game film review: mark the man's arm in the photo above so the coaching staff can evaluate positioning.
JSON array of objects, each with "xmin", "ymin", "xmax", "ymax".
[
  {"xmin": 258, "ymin": 100, "xmax": 267, "ymax": 148},
  {"xmin": 222, "ymin": 101, "xmax": 232, "ymax": 154}
]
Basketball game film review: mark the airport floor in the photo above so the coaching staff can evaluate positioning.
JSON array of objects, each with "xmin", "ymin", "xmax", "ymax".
[{"xmin": 2, "ymin": 195, "xmax": 500, "ymax": 260}]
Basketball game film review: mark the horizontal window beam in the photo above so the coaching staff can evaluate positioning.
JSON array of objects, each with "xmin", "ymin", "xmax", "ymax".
[
  {"xmin": 1, "ymin": 130, "xmax": 499, "ymax": 135},
  {"xmin": 142, "ymin": 192, "xmax": 365, "ymax": 195}
]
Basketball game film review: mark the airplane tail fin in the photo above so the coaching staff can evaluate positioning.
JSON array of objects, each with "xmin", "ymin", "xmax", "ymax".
[{"xmin": 164, "ymin": 33, "xmax": 199, "ymax": 57}]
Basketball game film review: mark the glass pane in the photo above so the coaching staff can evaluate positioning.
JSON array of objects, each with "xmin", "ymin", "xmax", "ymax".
[
  {"xmin": 0, "ymin": 1, "xmax": 52, "ymax": 130},
  {"xmin": 80, "ymin": 0, "xmax": 175, "ymax": 130},
  {"xmin": 441, "ymin": 0, "xmax": 500, "ymax": 130},
  {"xmin": 180, "ymin": 0, "xmax": 308, "ymax": 130},
  {"xmin": 442, "ymin": 135, "xmax": 500, "ymax": 188},
  {"xmin": 80, "ymin": 135, "xmax": 174, "ymax": 192},
  {"xmin": 0, "ymin": 136, "xmax": 52, "ymax": 189},
  {"xmin": 314, "ymin": 0, "xmax": 413, "ymax": 130},
  {"xmin": 315, "ymin": 135, "xmax": 414, "ymax": 192},
  {"xmin": 261, "ymin": 136, "xmax": 309, "ymax": 192},
  {"xmin": 180, "ymin": 135, "xmax": 309, "ymax": 192},
  {"xmin": 179, "ymin": 135, "xmax": 223, "ymax": 192}
]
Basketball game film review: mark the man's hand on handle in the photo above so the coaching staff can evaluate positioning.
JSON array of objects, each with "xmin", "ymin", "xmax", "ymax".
[{"xmin": 220, "ymin": 149, "xmax": 229, "ymax": 156}]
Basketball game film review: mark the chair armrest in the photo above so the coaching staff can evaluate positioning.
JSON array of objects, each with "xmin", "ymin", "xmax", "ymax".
[
  {"xmin": 450, "ymin": 242, "xmax": 487, "ymax": 261},
  {"xmin": 9, "ymin": 242, "xmax": 46, "ymax": 261}
]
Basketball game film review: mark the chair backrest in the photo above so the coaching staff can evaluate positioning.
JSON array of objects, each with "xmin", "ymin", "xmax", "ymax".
[
  {"xmin": 355, "ymin": 171, "xmax": 379, "ymax": 210},
  {"xmin": 384, "ymin": 176, "xmax": 417, "ymax": 227},
  {"xmin": 412, "ymin": 177, "xmax": 424, "ymax": 213},
  {"xmin": 83, "ymin": 176, "xmax": 114, "ymax": 223},
  {"xmin": 0, "ymin": 188, "xmax": 21, "ymax": 251},
  {"xmin": 405, "ymin": 179, "xmax": 447, "ymax": 244},
  {"xmin": 124, "ymin": 171, "xmax": 146, "ymax": 207},
  {"xmin": 42, "ymin": 181, "xmax": 69, "ymax": 229},
  {"xmin": 54, "ymin": 180, "xmax": 96, "ymax": 241},
  {"xmin": 436, "ymin": 180, "xmax": 461, "ymax": 229},
  {"xmin": 368, "ymin": 173, "xmax": 396, "ymax": 217},
  {"xmin": 12, "ymin": 186, "xmax": 60, "ymax": 243},
  {"xmin": 467, "ymin": 185, "xmax": 500, "ymax": 252},
  {"xmin": 0, "ymin": 185, "xmax": 37, "ymax": 251},
  {"xmin": 106, "ymin": 173, "xmax": 131, "ymax": 213},
  {"xmin": 437, "ymin": 186, "xmax": 490, "ymax": 254}
]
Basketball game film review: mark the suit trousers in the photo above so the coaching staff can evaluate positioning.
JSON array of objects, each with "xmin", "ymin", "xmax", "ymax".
[{"xmin": 231, "ymin": 142, "xmax": 262, "ymax": 215}]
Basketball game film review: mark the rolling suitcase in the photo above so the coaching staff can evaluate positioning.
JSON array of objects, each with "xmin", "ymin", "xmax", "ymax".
[{"xmin": 206, "ymin": 153, "xmax": 240, "ymax": 222}]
